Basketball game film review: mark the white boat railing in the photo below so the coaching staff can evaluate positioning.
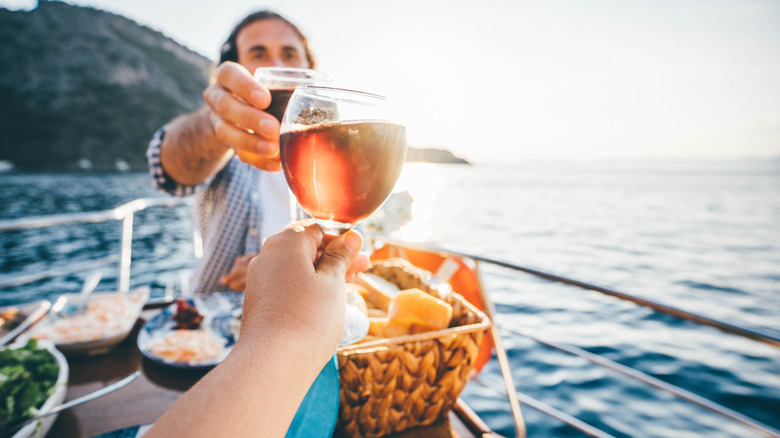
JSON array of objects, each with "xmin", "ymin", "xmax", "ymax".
[
  {"xmin": 370, "ymin": 238, "xmax": 780, "ymax": 349},
  {"xmin": 370, "ymin": 236, "xmax": 780, "ymax": 438},
  {"xmin": 0, "ymin": 197, "xmax": 192, "ymax": 292},
  {"xmin": 2, "ymin": 198, "xmax": 779, "ymax": 438}
]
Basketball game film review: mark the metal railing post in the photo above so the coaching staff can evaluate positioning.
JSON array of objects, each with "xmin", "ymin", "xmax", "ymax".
[
  {"xmin": 474, "ymin": 260, "xmax": 527, "ymax": 438},
  {"xmin": 118, "ymin": 212, "xmax": 133, "ymax": 293}
]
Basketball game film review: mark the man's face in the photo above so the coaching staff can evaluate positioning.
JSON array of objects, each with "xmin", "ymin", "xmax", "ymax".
[{"xmin": 236, "ymin": 19, "xmax": 308, "ymax": 74}]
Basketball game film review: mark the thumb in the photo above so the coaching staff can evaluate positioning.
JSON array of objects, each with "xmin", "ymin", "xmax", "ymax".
[{"xmin": 316, "ymin": 230, "xmax": 363, "ymax": 277}]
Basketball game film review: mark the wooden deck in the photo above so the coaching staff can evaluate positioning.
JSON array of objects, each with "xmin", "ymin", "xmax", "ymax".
[{"xmin": 46, "ymin": 309, "xmax": 489, "ymax": 438}]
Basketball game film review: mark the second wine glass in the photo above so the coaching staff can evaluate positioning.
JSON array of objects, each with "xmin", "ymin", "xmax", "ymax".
[{"xmin": 235, "ymin": 67, "xmax": 332, "ymax": 170}]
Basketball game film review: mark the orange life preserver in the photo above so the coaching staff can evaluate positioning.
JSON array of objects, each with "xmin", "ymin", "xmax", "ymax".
[{"xmin": 370, "ymin": 244, "xmax": 494, "ymax": 374}]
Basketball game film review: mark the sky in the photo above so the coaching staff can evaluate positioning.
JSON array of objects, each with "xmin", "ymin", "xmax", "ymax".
[{"xmin": 3, "ymin": 0, "xmax": 780, "ymax": 163}]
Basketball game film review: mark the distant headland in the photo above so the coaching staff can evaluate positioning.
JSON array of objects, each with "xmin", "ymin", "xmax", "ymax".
[{"xmin": 406, "ymin": 147, "xmax": 470, "ymax": 164}]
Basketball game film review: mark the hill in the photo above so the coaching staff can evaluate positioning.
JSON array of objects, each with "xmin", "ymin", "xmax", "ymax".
[
  {"xmin": 0, "ymin": 1, "xmax": 467, "ymax": 171},
  {"xmin": 0, "ymin": 1, "xmax": 212, "ymax": 171}
]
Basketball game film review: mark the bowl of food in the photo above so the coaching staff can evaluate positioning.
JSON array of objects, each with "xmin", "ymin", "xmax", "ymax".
[
  {"xmin": 0, "ymin": 300, "xmax": 51, "ymax": 346},
  {"xmin": 0, "ymin": 339, "xmax": 68, "ymax": 438},
  {"xmin": 29, "ymin": 286, "xmax": 150, "ymax": 356},
  {"xmin": 138, "ymin": 292, "xmax": 242, "ymax": 370}
]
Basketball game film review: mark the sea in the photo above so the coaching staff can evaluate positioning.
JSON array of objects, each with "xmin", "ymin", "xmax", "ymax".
[{"xmin": 1, "ymin": 159, "xmax": 779, "ymax": 438}]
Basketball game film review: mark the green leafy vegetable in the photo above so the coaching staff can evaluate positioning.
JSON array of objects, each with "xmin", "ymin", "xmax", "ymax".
[{"xmin": 0, "ymin": 339, "xmax": 59, "ymax": 435}]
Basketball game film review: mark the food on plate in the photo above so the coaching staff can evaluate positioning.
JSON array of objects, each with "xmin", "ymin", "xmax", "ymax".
[
  {"xmin": 172, "ymin": 299, "xmax": 203, "ymax": 330},
  {"xmin": 229, "ymin": 315, "xmax": 241, "ymax": 339},
  {"xmin": 0, "ymin": 339, "xmax": 59, "ymax": 435},
  {"xmin": 30, "ymin": 292, "xmax": 144, "ymax": 344},
  {"xmin": 0, "ymin": 308, "xmax": 23, "ymax": 332},
  {"xmin": 148, "ymin": 330, "xmax": 226, "ymax": 364}
]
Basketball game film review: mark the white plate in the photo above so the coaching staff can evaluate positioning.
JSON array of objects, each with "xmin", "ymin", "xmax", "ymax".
[
  {"xmin": 6, "ymin": 339, "xmax": 68, "ymax": 438},
  {"xmin": 138, "ymin": 292, "xmax": 242, "ymax": 370},
  {"xmin": 29, "ymin": 286, "xmax": 150, "ymax": 356}
]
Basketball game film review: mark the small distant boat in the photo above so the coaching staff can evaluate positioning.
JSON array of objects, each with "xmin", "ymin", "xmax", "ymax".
[
  {"xmin": 115, "ymin": 159, "xmax": 130, "ymax": 172},
  {"xmin": 77, "ymin": 159, "xmax": 92, "ymax": 170},
  {"xmin": 1, "ymin": 198, "xmax": 779, "ymax": 438}
]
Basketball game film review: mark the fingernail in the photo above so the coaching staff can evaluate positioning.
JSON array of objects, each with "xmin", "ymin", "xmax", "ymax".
[
  {"xmin": 343, "ymin": 231, "xmax": 362, "ymax": 253},
  {"xmin": 259, "ymin": 118, "xmax": 278, "ymax": 136},
  {"xmin": 251, "ymin": 90, "xmax": 269, "ymax": 107}
]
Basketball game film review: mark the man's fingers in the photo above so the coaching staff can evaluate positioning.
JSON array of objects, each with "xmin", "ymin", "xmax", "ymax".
[
  {"xmin": 204, "ymin": 87, "xmax": 280, "ymax": 142},
  {"xmin": 209, "ymin": 113, "xmax": 279, "ymax": 160},
  {"xmin": 220, "ymin": 272, "xmax": 237, "ymax": 287},
  {"xmin": 215, "ymin": 61, "xmax": 271, "ymax": 108}
]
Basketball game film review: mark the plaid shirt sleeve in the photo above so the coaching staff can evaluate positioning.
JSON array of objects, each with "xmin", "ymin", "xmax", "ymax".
[{"xmin": 146, "ymin": 126, "xmax": 213, "ymax": 197}]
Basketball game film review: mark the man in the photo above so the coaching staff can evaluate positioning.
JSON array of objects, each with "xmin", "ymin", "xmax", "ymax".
[{"xmin": 147, "ymin": 11, "xmax": 317, "ymax": 294}]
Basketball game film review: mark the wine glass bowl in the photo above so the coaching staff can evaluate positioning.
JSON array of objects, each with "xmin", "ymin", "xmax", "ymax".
[{"xmin": 279, "ymin": 86, "xmax": 407, "ymax": 235}]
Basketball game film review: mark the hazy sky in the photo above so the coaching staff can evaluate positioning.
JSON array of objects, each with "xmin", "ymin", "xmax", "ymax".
[{"xmin": 3, "ymin": 0, "xmax": 779, "ymax": 163}]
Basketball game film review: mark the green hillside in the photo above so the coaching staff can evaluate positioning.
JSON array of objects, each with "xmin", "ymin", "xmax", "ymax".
[{"xmin": 0, "ymin": 1, "xmax": 212, "ymax": 171}]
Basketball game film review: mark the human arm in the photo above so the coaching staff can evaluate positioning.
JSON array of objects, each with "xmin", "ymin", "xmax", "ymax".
[
  {"xmin": 145, "ymin": 222, "xmax": 369, "ymax": 437},
  {"xmin": 158, "ymin": 62, "xmax": 282, "ymax": 186}
]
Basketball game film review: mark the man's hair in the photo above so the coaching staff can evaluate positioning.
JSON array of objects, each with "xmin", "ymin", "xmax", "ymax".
[{"xmin": 218, "ymin": 10, "xmax": 317, "ymax": 69}]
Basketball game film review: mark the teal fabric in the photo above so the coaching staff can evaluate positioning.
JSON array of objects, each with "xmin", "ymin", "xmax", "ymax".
[{"xmin": 285, "ymin": 354, "xmax": 340, "ymax": 438}]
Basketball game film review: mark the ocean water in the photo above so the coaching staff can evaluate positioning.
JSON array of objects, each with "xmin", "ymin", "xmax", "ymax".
[{"xmin": 1, "ymin": 160, "xmax": 779, "ymax": 437}]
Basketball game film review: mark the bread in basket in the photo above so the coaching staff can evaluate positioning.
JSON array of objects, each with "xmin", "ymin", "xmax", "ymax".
[{"xmin": 336, "ymin": 258, "xmax": 490, "ymax": 437}]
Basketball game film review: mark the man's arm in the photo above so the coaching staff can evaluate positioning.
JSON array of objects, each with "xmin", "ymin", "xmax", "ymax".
[
  {"xmin": 158, "ymin": 62, "xmax": 282, "ymax": 186},
  {"xmin": 159, "ymin": 106, "xmax": 234, "ymax": 186}
]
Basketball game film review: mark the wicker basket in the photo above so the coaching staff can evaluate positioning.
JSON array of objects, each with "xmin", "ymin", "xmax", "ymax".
[{"xmin": 336, "ymin": 259, "xmax": 490, "ymax": 437}]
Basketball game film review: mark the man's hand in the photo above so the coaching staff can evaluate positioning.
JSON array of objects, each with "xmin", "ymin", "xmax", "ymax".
[
  {"xmin": 220, "ymin": 253, "xmax": 256, "ymax": 291},
  {"xmin": 203, "ymin": 62, "xmax": 282, "ymax": 172}
]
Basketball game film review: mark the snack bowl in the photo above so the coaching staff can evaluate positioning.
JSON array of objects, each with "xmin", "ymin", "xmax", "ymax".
[
  {"xmin": 0, "ymin": 300, "xmax": 51, "ymax": 346},
  {"xmin": 138, "ymin": 292, "xmax": 242, "ymax": 370},
  {"xmin": 2, "ymin": 339, "xmax": 68, "ymax": 438},
  {"xmin": 29, "ymin": 286, "xmax": 150, "ymax": 356}
]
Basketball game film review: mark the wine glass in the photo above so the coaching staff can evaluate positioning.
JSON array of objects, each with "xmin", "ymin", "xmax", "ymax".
[
  {"xmin": 234, "ymin": 67, "xmax": 332, "ymax": 169},
  {"xmin": 280, "ymin": 86, "xmax": 407, "ymax": 345},
  {"xmin": 280, "ymin": 86, "xmax": 408, "ymax": 235}
]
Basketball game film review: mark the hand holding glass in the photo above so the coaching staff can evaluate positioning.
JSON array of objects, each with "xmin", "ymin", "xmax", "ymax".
[
  {"xmin": 280, "ymin": 86, "xmax": 407, "ymax": 235},
  {"xmin": 280, "ymin": 86, "xmax": 407, "ymax": 344},
  {"xmin": 235, "ymin": 67, "xmax": 331, "ymax": 170}
]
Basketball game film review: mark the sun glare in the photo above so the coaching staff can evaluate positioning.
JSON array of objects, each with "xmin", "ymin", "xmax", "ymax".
[{"xmin": 370, "ymin": 163, "xmax": 445, "ymax": 242}]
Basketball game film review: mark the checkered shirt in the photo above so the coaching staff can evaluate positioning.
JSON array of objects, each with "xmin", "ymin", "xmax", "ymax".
[{"xmin": 146, "ymin": 127, "xmax": 290, "ymax": 295}]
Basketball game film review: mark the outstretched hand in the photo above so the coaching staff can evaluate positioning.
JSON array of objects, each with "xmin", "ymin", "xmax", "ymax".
[{"xmin": 203, "ymin": 61, "xmax": 282, "ymax": 172}]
